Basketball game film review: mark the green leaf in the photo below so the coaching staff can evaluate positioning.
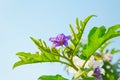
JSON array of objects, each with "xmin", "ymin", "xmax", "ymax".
[
  {"xmin": 111, "ymin": 48, "xmax": 120, "ymax": 54},
  {"xmin": 13, "ymin": 37, "xmax": 61, "ymax": 69},
  {"xmin": 102, "ymin": 61, "xmax": 116, "ymax": 80},
  {"xmin": 69, "ymin": 15, "xmax": 96, "ymax": 56},
  {"xmin": 83, "ymin": 77, "xmax": 97, "ymax": 80},
  {"xmin": 82, "ymin": 15, "xmax": 96, "ymax": 27},
  {"xmin": 30, "ymin": 37, "xmax": 60, "ymax": 61},
  {"xmin": 100, "ymin": 41, "xmax": 111, "ymax": 53},
  {"xmin": 69, "ymin": 24, "xmax": 78, "ymax": 43},
  {"xmin": 38, "ymin": 74, "xmax": 68, "ymax": 80},
  {"xmin": 79, "ymin": 54, "xmax": 87, "ymax": 60},
  {"xmin": 13, "ymin": 51, "xmax": 60, "ymax": 69},
  {"xmin": 113, "ymin": 59, "xmax": 120, "ymax": 75},
  {"xmin": 83, "ymin": 24, "xmax": 120, "ymax": 58},
  {"xmin": 76, "ymin": 18, "xmax": 80, "ymax": 31}
]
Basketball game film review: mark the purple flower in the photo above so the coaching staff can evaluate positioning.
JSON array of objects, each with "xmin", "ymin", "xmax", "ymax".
[
  {"xmin": 93, "ymin": 67, "xmax": 103, "ymax": 80},
  {"xmin": 49, "ymin": 33, "xmax": 71, "ymax": 47},
  {"xmin": 95, "ymin": 76, "xmax": 103, "ymax": 80},
  {"xmin": 94, "ymin": 67, "xmax": 101, "ymax": 76}
]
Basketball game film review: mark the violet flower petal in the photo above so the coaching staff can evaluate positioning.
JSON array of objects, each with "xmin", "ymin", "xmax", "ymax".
[
  {"xmin": 96, "ymin": 76, "xmax": 103, "ymax": 80},
  {"xmin": 94, "ymin": 67, "xmax": 101, "ymax": 76},
  {"xmin": 49, "ymin": 37, "xmax": 59, "ymax": 42},
  {"xmin": 65, "ymin": 35, "xmax": 72, "ymax": 40},
  {"xmin": 94, "ymin": 67, "xmax": 103, "ymax": 80},
  {"xmin": 63, "ymin": 41, "xmax": 68, "ymax": 46},
  {"xmin": 52, "ymin": 42, "xmax": 61, "ymax": 47}
]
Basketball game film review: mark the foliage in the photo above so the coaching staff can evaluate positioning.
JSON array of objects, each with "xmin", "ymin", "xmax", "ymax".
[
  {"xmin": 13, "ymin": 15, "xmax": 120, "ymax": 80},
  {"xmin": 13, "ymin": 37, "xmax": 60, "ymax": 69},
  {"xmin": 38, "ymin": 74, "xmax": 68, "ymax": 80}
]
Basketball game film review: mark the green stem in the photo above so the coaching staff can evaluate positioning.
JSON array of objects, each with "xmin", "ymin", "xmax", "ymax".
[
  {"xmin": 72, "ymin": 21, "xmax": 86, "ymax": 56},
  {"xmin": 61, "ymin": 46, "xmax": 78, "ymax": 71},
  {"xmin": 69, "ymin": 57, "xmax": 78, "ymax": 71},
  {"xmin": 74, "ymin": 56, "xmax": 91, "ymax": 80},
  {"xmin": 61, "ymin": 53, "xmax": 78, "ymax": 71},
  {"xmin": 51, "ymin": 50, "xmax": 78, "ymax": 71},
  {"xmin": 74, "ymin": 71, "xmax": 86, "ymax": 80},
  {"xmin": 58, "ymin": 61, "xmax": 72, "ymax": 67},
  {"xmin": 82, "ymin": 56, "xmax": 91, "ymax": 68}
]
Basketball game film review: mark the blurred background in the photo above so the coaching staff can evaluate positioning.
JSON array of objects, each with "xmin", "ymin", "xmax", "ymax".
[{"xmin": 0, "ymin": 0, "xmax": 120, "ymax": 80}]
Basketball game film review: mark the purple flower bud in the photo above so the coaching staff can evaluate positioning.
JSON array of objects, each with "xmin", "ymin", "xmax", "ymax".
[
  {"xmin": 96, "ymin": 76, "xmax": 103, "ymax": 80},
  {"xmin": 93, "ymin": 67, "xmax": 103, "ymax": 80},
  {"xmin": 49, "ymin": 33, "xmax": 71, "ymax": 47},
  {"xmin": 94, "ymin": 67, "xmax": 101, "ymax": 76}
]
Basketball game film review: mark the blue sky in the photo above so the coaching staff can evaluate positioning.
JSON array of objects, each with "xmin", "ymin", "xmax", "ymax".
[{"xmin": 0, "ymin": 0, "xmax": 120, "ymax": 80}]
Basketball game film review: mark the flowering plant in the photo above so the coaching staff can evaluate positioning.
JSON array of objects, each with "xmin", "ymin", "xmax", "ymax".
[{"xmin": 13, "ymin": 15, "xmax": 120, "ymax": 80}]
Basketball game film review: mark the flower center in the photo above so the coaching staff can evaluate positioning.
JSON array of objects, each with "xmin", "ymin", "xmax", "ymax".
[{"xmin": 59, "ymin": 38, "xmax": 63, "ymax": 44}]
